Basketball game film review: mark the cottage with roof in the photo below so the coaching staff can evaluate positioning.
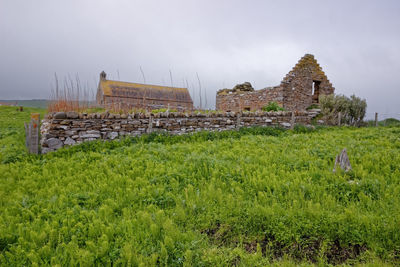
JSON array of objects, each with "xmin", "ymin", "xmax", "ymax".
[
  {"xmin": 216, "ymin": 54, "xmax": 335, "ymax": 112},
  {"xmin": 96, "ymin": 71, "xmax": 193, "ymax": 111}
]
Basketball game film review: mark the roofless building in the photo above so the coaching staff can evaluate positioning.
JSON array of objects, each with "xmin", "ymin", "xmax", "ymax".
[{"xmin": 216, "ymin": 54, "xmax": 335, "ymax": 112}]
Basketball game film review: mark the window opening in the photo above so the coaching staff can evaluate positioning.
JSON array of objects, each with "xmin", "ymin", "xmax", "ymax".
[{"xmin": 312, "ymin": 80, "xmax": 321, "ymax": 104}]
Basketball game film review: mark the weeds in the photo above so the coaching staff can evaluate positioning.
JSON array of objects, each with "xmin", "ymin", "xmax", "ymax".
[{"xmin": 1, "ymin": 106, "xmax": 400, "ymax": 265}]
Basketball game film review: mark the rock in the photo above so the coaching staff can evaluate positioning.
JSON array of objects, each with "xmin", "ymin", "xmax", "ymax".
[
  {"xmin": 280, "ymin": 122, "xmax": 291, "ymax": 128},
  {"xmin": 317, "ymin": 120, "xmax": 325, "ymax": 124},
  {"xmin": 41, "ymin": 147, "xmax": 53, "ymax": 154},
  {"xmin": 265, "ymin": 119, "xmax": 272, "ymax": 123},
  {"xmin": 66, "ymin": 111, "xmax": 79, "ymax": 119},
  {"xmin": 231, "ymin": 82, "xmax": 254, "ymax": 92},
  {"xmin": 42, "ymin": 133, "xmax": 55, "ymax": 139},
  {"xmin": 108, "ymin": 132, "xmax": 119, "ymax": 140},
  {"xmin": 129, "ymin": 120, "xmax": 141, "ymax": 126},
  {"xmin": 81, "ymin": 134, "xmax": 101, "ymax": 139},
  {"xmin": 46, "ymin": 138, "xmax": 63, "ymax": 149},
  {"xmin": 57, "ymin": 125, "xmax": 69, "ymax": 130},
  {"xmin": 65, "ymin": 130, "xmax": 77, "ymax": 136},
  {"xmin": 84, "ymin": 138, "xmax": 97, "ymax": 142},
  {"xmin": 54, "ymin": 112, "xmax": 66, "ymax": 119},
  {"xmin": 64, "ymin": 137, "xmax": 76, "ymax": 146},
  {"xmin": 121, "ymin": 114, "xmax": 128, "ymax": 119},
  {"xmin": 86, "ymin": 130, "xmax": 100, "ymax": 134},
  {"xmin": 333, "ymin": 148, "xmax": 352, "ymax": 172}
]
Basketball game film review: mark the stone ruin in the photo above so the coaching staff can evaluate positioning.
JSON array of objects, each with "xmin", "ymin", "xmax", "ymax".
[{"xmin": 216, "ymin": 54, "xmax": 335, "ymax": 112}]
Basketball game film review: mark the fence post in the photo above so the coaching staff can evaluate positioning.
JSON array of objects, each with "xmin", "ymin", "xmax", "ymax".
[
  {"xmin": 290, "ymin": 111, "xmax": 295, "ymax": 130},
  {"xmin": 25, "ymin": 113, "xmax": 40, "ymax": 154},
  {"xmin": 375, "ymin": 112, "xmax": 378, "ymax": 127},
  {"xmin": 236, "ymin": 112, "xmax": 241, "ymax": 129},
  {"xmin": 148, "ymin": 115, "xmax": 153, "ymax": 133},
  {"xmin": 338, "ymin": 112, "xmax": 342, "ymax": 126}
]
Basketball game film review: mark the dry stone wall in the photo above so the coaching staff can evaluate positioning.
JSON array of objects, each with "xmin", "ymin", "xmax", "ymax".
[{"xmin": 40, "ymin": 110, "xmax": 319, "ymax": 153}]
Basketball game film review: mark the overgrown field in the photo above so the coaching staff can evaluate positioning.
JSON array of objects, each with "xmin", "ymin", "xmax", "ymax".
[{"xmin": 1, "ymin": 106, "xmax": 400, "ymax": 266}]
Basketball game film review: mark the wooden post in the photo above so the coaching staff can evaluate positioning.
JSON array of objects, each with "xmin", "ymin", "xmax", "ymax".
[
  {"xmin": 25, "ymin": 113, "xmax": 40, "ymax": 154},
  {"xmin": 338, "ymin": 112, "xmax": 341, "ymax": 126},
  {"xmin": 375, "ymin": 112, "xmax": 378, "ymax": 127},
  {"xmin": 148, "ymin": 115, "xmax": 153, "ymax": 133},
  {"xmin": 290, "ymin": 111, "xmax": 295, "ymax": 130},
  {"xmin": 236, "ymin": 112, "xmax": 241, "ymax": 129}
]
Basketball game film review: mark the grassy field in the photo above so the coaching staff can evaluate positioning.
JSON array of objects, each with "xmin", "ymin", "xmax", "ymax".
[
  {"xmin": 0, "ymin": 106, "xmax": 400, "ymax": 266},
  {"xmin": 0, "ymin": 100, "xmax": 49, "ymax": 109}
]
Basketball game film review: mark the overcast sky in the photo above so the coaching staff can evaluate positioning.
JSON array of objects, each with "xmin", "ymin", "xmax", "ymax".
[{"xmin": 1, "ymin": 0, "xmax": 399, "ymax": 117}]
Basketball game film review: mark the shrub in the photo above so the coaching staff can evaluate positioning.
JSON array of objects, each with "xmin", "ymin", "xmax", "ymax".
[
  {"xmin": 262, "ymin": 102, "xmax": 285, "ymax": 112},
  {"xmin": 319, "ymin": 94, "xmax": 366, "ymax": 126}
]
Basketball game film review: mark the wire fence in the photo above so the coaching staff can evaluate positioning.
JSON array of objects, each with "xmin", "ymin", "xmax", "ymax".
[
  {"xmin": 364, "ymin": 112, "xmax": 400, "ymax": 126},
  {"xmin": 365, "ymin": 112, "xmax": 400, "ymax": 120}
]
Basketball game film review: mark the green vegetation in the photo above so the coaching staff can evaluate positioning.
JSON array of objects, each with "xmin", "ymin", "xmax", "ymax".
[
  {"xmin": 152, "ymin": 108, "xmax": 178, "ymax": 113},
  {"xmin": 306, "ymin": 104, "xmax": 319, "ymax": 110},
  {"xmin": 262, "ymin": 102, "xmax": 285, "ymax": 112},
  {"xmin": 319, "ymin": 94, "xmax": 367, "ymax": 126},
  {"xmin": 1, "ymin": 106, "xmax": 400, "ymax": 266},
  {"xmin": 366, "ymin": 118, "xmax": 400, "ymax": 127}
]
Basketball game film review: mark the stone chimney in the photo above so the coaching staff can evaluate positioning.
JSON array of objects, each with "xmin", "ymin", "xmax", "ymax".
[{"xmin": 100, "ymin": 71, "xmax": 107, "ymax": 81}]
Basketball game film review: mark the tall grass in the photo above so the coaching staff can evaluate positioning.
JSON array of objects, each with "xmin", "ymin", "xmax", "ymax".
[{"xmin": 47, "ymin": 73, "xmax": 95, "ymax": 112}]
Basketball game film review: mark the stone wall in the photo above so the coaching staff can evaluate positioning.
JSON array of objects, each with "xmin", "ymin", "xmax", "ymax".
[
  {"xmin": 216, "ymin": 86, "xmax": 283, "ymax": 112},
  {"xmin": 40, "ymin": 110, "xmax": 319, "ymax": 153}
]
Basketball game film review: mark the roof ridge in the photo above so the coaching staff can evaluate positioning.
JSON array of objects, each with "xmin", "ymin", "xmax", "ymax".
[{"xmin": 103, "ymin": 79, "xmax": 187, "ymax": 90}]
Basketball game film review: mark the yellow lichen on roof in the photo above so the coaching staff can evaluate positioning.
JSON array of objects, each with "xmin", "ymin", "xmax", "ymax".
[{"xmin": 100, "ymin": 79, "xmax": 189, "ymax": 96}]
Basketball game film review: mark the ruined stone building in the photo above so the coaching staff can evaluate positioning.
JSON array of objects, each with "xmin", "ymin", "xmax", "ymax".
[
  {"xmin": 216, "ymin": 54, "xmax": 335, "ymax": 112},
  {"xmin": 96, "ymin": 71, "xmax": 193, "ymax": 111}
]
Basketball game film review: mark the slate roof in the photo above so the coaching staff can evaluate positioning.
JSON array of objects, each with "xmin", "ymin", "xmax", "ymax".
[{"xmin": 99, "ymin": 78, "xmax": 193, "ymax": 104}]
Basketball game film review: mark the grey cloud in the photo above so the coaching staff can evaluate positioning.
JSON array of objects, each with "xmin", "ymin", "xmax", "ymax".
[{"xmin": 1, "ymin": 0, "xmax": 399, "ymax": 118}]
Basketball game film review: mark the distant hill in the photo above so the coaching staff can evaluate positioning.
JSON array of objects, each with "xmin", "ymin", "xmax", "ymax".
[{"xmin": 0, "ymin": 99, "xmax": 48, "ymax": 109}]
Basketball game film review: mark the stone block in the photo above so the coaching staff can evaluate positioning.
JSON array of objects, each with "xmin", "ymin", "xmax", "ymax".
[
  {"xmin": 54, "ymin": 112, "xmax": 67, "ymax": 119},
  {"xmin": 64, "ymin": 137, "xmax": 76, "ymax": 146},
  {"xmin": 46, "ymin": 138, "xmax": 63, "ymax": 149},
  {"xmin": 108, "ymin": 132, "xmax": 118, "ymax": 140},
  {"xmin": 66, "ymin": 111, "xmax": 79, "ymax": 119}
]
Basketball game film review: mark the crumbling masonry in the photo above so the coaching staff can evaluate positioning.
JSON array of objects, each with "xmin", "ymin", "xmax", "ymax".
[{"xmin": 216, "ymin": 54, "xmax": 335, "ymax": 112}]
